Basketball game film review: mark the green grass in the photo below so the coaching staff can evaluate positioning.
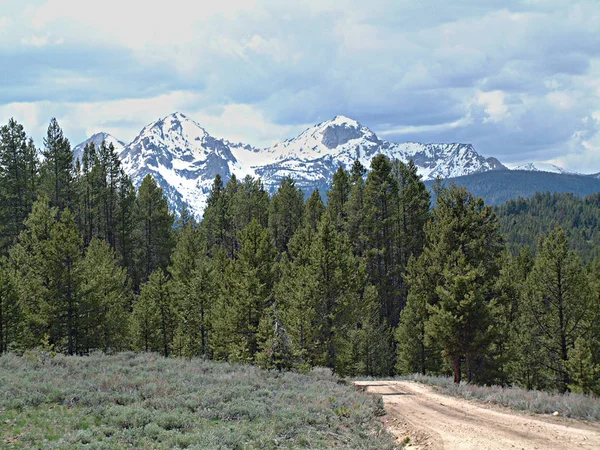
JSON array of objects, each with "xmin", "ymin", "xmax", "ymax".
[
  {"xmin": 399, "ymin": 373, "xmax": 600, "ymax": 421},
  {"xmin": 0, "ymin": 352, "xmax": 396, "ymax": 449}
]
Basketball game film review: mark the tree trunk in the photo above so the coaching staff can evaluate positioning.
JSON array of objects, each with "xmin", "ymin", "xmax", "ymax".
[
  {"xmin": 0, "ymin": 296, "xmax": 4, "ymax": 354},
  {"xmin": 453, "ymin": 357, "xmax": 461, "ymax": 384},
  {"xmin": 67, "ymin": 260, "xmax": 74, "ymax": 355}
]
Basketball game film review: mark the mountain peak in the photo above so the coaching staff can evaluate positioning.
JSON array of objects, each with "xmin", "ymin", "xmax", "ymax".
[
  {"xmin": 326, "ymin": 115, "xmax": 361, "ymax": 128},
  {"xmin": 75, "ymin": 112, "xmax": 509, "ymax": 217},
  {"xmin": 164, "ymin": 111, "xmax": 191, "ymax": 122},
  {"xmin": 89, "ymin": 131, "xmax": 110, "ymax": 139},
  {"xmin": 72, "ymin": 132, "xmax": 126, "ymax": 163},
  {"xmin": 135, "ymin": 112, "xmax": 209, "ymax": 146}
]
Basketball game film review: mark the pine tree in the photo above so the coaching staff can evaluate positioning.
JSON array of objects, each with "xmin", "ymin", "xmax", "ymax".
[
  {"xmin": 348, "ymin": 285, "xmax": 394, "ymax": 376},
  {"xmin": 131, "ymin": 286, "xmax": 159, "ymax": 353},
  {"xmin": 396, "ymin": 254, "xmax": 442, "ymax": 375},
  {"xmin": 231, "ymin": 175, "xmax": 270, "ymax": 231},
  {"xmin": 427, "ymin": 257, "xmax": 493, "ymax": 383},
  {"xmin": 169, "ymin": 220, "xmax": 204, "ymax": 285},
  {"xmin": 133, "ymin": 175, "xmax": 174, "ymax": 290},
  {"xmin": 212, "ymin": 220, "xmax": 277, "ymax": 362},
  {"xmin": 176, "ymin": 204, "xmax": 194, "ymax": 231},
  {"xmin": 345, "ymin": 159, "xmax": 367, "ymax": 257},
  {"xmin": 45, "ymin": 208, "xmax": 82, "ymax": 354},
  {"xmin": 89, "ymin": 140, "xmax": 122, "ymax": 248},
  {"xmin": 276, "ymin": 253, "xmax": 320, "ymax": 368},
  {"xmin": 269, "ymin": 177, "xmax": 305, "ymax": 254},
  {"xmin": 39, "ymin": 118, "xmax": 75, "ymax": 212},
  {"xmin": 497, "ymin": 249, "xmax": 537, "ymax": 388},
  {"xmin": 180, "ymin": 257, "xmax": 215, "ymax": 358},
  {"xmin": 255, "ymin": 305, "xmax": 295, "ymax": 371},
  {"xmin": 220, "ymin": 175, "xmax": 241, "ymax": 258},
  {"xmin": 310, "ymin": 213, "xmax": 361, "ymax": 371},
  {"xmin": 363, "ymin": 155, "xmax": 401, "ymax": 326},
  {"xmin": 400, "ymin": 184, "xmax": 503, "ymax": 383},
  {"xmin": 0, "ymin": 119, "xmax": 38, "ymax": 252},
  {"xmin": 567, "ymin": 337, "xmax": 600, "ymax": 395},
  {"xmin": 202, "ymin": 174, "xmax": 236, "ymax": 257},
  {"xmin": 116, "ymin": 170, "xmax": 136, "ymax": 277},
  {"xmin": 0, "ymin": 260, "xmax": 21, "ymax": 353},
  {"xmin": 8, "ymin": 199, "xmax": 55, "ymax": 348},
  {"xmin": 169, "ymin": 221, "xmax": 214, "ymax": 358},
  {"xmin": 283, "ymin": 212, "xmax": 366, "ymax": 374},
  {"xmin": 9, "ymin": 199, "xmax": 82, "ymax": 354},
  {"xmin": 305, "ymin": 189, "xmax": 325, "ymax": 232},
  {"xmin": 523, "ymin": 227, "xmax": 594, "ymax": 392},
  {"xmin": 393, "ymin": 159, "xmax": 430, "ymax": 282},
  {"xmin": 77, "ymin": 238, "xmax": 131, "ymax": 352},
  {"xmin": 327, "ymin": 166, "xmax": 351, "ymax": 229},
  {"xmin": 78, "ymin": 142, "xmax": 97, "ymax": 246},
  {"xmin": 132, "ymin": 269, "xmax": 175, "ymax": 356}
]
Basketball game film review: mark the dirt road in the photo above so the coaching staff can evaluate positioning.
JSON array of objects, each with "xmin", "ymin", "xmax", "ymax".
[{"xmin": 354, "ymin": 380, "xmax": 600, "ymax": 449}]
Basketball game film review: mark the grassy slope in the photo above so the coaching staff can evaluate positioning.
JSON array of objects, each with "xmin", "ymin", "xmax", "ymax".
[
  {"xmin": 400, "ymin": 374, "xmax": 600, "ymax": 421},
  {"xmin": 0, "ymin": 352, "xmax": 396, "ymax": 449}
]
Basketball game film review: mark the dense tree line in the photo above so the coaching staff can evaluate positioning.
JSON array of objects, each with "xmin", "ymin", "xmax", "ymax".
[
  {"xmin": 496, "ymin": 191, "xmax": 600, "ymax": 263},
  {"xmin": 0, "ymin": 118, "xmax": 598, "ymax": 395}
]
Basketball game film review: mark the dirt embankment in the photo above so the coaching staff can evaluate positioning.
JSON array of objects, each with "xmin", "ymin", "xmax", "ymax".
[{"xmin": 354, "ymin": 380, "xmax": 600, "ymax": 450}]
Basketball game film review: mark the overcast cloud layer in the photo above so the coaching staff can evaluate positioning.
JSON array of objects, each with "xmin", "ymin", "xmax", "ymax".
[{"xmin": 1, "ymin": 0, "xmax": 599, "ymax": 172}]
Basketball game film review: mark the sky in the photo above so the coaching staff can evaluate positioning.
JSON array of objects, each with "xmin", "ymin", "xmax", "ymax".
[{"xmin": 1, "ymin": 0, "xmax": 599, "ymax": 172}]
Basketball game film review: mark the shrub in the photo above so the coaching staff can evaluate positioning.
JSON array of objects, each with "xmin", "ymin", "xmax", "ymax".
[{"xmin": 0, "ymin": 353, "xmax": 396, "ymax": 449}]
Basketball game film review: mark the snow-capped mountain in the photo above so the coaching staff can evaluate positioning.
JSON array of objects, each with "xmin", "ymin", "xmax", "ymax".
[
  {"xmin": 75, "ymin": 112, "xmax": 507, "ymax": 216},
  {"xmin": 73, "ymin": 132, "xmax": 126, "ymax": 164},
  {"xmin": 511, "ymin": 162, "xmax": 577, "ymax": 175},
  {"xmin": 119, "ymin": 112, "xmax": 245, "ymax": 214},
  {"xmin": 244, "ymin": 115, "xmax": 505, "ymax": 194}
]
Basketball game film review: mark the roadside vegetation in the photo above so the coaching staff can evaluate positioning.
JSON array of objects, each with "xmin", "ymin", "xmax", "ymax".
[
  {"xmin": 0, "ymin": 352, "xmax": 396, "ymax": 449},
  {"xmin": 400, "ymin": 374, "xmax": 600, "ymax": 422}
]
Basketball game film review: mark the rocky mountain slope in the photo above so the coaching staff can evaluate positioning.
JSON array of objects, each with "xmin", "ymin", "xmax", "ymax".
[{"xmin": 74, "ymin": 112, "xmax": 508, "ymax": 216}]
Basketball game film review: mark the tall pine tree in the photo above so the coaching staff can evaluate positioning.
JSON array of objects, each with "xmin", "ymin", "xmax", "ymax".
[
  {"xmin": 269, "ymin": 177, "xmax": 305, "ymax": 255},
  {"xmin": 132, "ymin": 175, "xmax": 174, "ymax": 290},
  {"xmin": 39, "ymin": 118, "xmax": 75, "ymax": 212},
  {"xmin": 523, "ymin": 227, "xmax": 594, "ymax": 392},
  {"xmin": 0, "ymin": 119, "xmax": 38, "ymax": 252}
]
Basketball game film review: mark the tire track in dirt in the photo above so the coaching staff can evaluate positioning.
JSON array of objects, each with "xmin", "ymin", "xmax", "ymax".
[{"xmin": 354, "ymin": 381, "xmax": 600, "ymax": 449}]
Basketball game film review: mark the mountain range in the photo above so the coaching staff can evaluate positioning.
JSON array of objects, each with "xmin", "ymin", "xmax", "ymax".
[{"xmin": 73, "ymin": 112, "xmax": 600, "ymax": 215}]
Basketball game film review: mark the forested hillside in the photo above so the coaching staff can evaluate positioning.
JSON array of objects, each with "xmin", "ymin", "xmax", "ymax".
[
  {"xmin": 496, "ymin": 192, "xmax": 600, "ymax": 263},
  {"xmin": 1, "ymin": 118, "xmax": 599, "ymax": 396},
  {"xmin": 426, "ymin": 170, "xmax": 600, "ymax": 206}
]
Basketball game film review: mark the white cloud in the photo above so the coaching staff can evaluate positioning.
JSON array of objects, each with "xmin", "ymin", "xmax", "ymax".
[
  {"xmin": 0, "ymin": 100, "xmax": 51, "ymax": 144},
  {"xmin": 27, "ymin": 0, "xmax": 261, "ymax": 49},
  {"xmin": 546, "ymin": 91, "xmax": 576, "ymax": 110},
  {"xmin": 549, "ymin": 114, "xmax": 600, "ymax": 174},
  {"xmin": 378, "ymin": 116, "xmax": 473, "ymax": 137},
  {"xmin": 2, "ymin": 0, "xmax": 600, "ymax": 172},
  {"xmin": 0, "ymin": 94, "xmax": 309, "ymax": 150},
  {"xmin": 20, "ymin": 34, "xmax": 63, "ymax": 47},
  {"xmin": 191, "ymin": 103, "xmax": 309, "ymax": 148},
  {"xmin": 64, "ymin": 91, "xmax": 206, "ymax": 143},
  {"xmin": 477, "ymin": 90, "xmax": 510, "ymax": 123},
  {"xmin": 0, "ymin": 92, "xmax": 203, "ymax": 145}
]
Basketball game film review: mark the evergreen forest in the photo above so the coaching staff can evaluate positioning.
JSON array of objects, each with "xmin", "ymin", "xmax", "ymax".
[{"xmin": 1, "ymin": 117, "xmax": 599, "ymax": 396}]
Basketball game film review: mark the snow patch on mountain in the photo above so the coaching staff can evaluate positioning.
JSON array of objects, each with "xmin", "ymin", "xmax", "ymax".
[
  {"xmin": 511, "ymin": 162, "xmax": 578, "ymax": 175},
  {"xmin": 235, "ymin": 116, "xmax": 505, "ymax": 194},
  {"xmin": 119, "ymin": 112, "xmax": 244, "ymax": 214}
]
